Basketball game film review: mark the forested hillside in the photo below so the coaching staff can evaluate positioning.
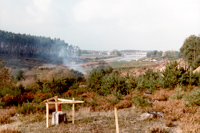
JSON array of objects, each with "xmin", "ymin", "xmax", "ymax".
[{"xmin": 0, "ymin": 30, "xmax": 80, "ymax": 59}]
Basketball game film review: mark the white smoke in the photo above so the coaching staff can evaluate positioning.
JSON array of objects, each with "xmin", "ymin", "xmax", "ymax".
[{"xmin": 58, "ymin": 47, "xmax": 86, "ymax": 74}]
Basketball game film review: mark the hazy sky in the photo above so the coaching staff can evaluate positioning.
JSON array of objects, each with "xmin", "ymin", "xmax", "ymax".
[{"xmin": 0, "ymin": 0, "xmax": 199, "ymax": 51}]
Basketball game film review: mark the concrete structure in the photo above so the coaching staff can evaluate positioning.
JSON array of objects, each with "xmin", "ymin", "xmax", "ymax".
[{"xmin": 52, "ymin": 111, "xmax": 67, "ymax": 125}]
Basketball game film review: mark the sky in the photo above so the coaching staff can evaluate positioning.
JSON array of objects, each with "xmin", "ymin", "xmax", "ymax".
[{"xmin": 0, "ymin": 0, "xmax": 200, "ymax": 51}]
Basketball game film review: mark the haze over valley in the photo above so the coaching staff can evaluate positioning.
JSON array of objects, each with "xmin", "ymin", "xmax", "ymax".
[{"xmin": 0, "ymin": 0, "xmax": 200, "ymax": 132}]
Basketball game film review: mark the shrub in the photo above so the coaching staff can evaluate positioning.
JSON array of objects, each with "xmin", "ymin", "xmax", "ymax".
[
  {"xmin": 132, "ymin": 96, "xmax": 151, "ymax": 107},
  {"xmin": 17, "ymin": 102, "xmax": 45, "ymax": 114},
  {"xmin": 0, "ymin": 60, "xmax": 14, "ymax": 89},
  {"xmin": 14, "ymin": 69, "xmax": 24, "ymax": 81},
  {"xmin": 170, "ymin": 90, "xmax": 185, "ymax": 99},
  {"xmin": 87, "ymin": 65, "xmax": 113, "ymax": 92},
  {"xmin": 69, "ymin": 69, "xmax": 85, "ymax": 81},
  {"xmin": 37, "ymin": 77, "xmax": 77, "ymax": 95},
  {"xmin": 1, "ymin": 94, "xmax": 16, "ymax": 107},
  {"xmin": 100, "ymin": 72, "xmax": 128, "ymax": 96},
  {"xmin": 161, "ymin": 61, "xmax": 185, "ymax": 89},
  {"xmin": 18, "ymin": 102, "xmax": 36, "ymax": 114},
  {"xmin": 0, "ymin": 106, "xmax": 17, "ymax": 124},
  {"xmin": 135, "ymin": 69, "xmax": 161, "ymax": 92},
  {"xmin": 191, "ymin": 72, "xmax": 200, "ymax": 86},
  {"xmin": 184, "ymin": 87, "xmax": 200, "ymax": 106},
  {"xmin": 126, "ymin": 74, "xmax": 137, "ymax": 90},
  {"xmin": 32, "ymin": 92, "xmax": 52, "ymax": 103},
  {"xmin": 0, "ymin": 85, "xmax": 27, "ymax": 106}
]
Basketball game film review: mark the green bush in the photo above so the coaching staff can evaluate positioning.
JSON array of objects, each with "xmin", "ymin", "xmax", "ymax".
[
  {"xmin": 0, "ymin": 85, "xmax": 25, "ymax": 106},
  {"xmin": 135, "ymin": 69, "xmax": 161, "ymax": 92},
  {"xmin": 184, "ymin": 87, "xmax": 200, "ymax": 106},
  {"xmin": 161, "ymin": 61, "xmax": 185, "ymax": 89},
  {"xmin": 14, "ymin": 70, "xmax": 24, "ymax": 81},
  {"xmin": 37, "ymin": 77, "xmax": 77, "ymax": 95},
  {"xmin": 106, "ymin": 96, "xmax": 120, "ymax": 104},
  {"xmin": 170, "ymin": 90, "xmax": 185, "ymax": 99},
  {"xmin": 191, "ymin": 72, "xmax": 200, "ymax": 86},
  {"xmin": 0, "ymin": 60, "xmax": 14, "ymax": 89},
  {"xmin": 126, "ymin": 74, "xmax": 137, "ymax": 90},
  {"xmin": 87, "ymin": 65, "xmax": 113, "ymax": 92},
  {"xmin": 132, "ymin": 96, "xmax": 151, "ymax": 107},
  {"xmin": 18, "ymin": 102, "xmax": 36, "ymax": 114},
  {"xmin": 18, "ymin": 102, "xmax": 45, "ymax": 114},
  {"xmin": 100, "ymin": 72, "xmax": 128, "ymax": 96}
]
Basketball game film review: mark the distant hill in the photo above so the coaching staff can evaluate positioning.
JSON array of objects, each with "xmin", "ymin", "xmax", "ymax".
[
  {"xmin": 0, "ymin": 30, "xmax": 80, "ymax": 59},
  {"xmin": 0, "ymin": 30, "xmax": 81, "ymax": 68}
]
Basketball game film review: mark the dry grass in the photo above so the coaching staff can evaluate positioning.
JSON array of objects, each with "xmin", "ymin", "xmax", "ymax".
[
  {"xmin": 150, "ymin": 99, "xmax": 200, "ymax": 132},
  {"xmin": 18, "ymin": 113, "xmax": 45, "ymax": 123},
  {"xmin": 147, "ymin": 126, "xmax": 169, "ymax": 133},
  {"xmin": 115, "ymin": 99, "xmax": 132, "ymax": 109},
  {"xmin": 23, "ymin": 70, "xmax": 36, "ymax": 79},
  {"xmin": 0, "ymin": 107, "xmax": 17, "ymax": 124},
  {"xmin": 17, "ymin": 106, "xmax": 170, "ymax": 133},
  {"xmin": 17, "ymin": 77, "xmax": 38, "ymax": 88},
  {"xmin": 0, "ymin": 128, "xmax": 21, "ymax": 133},
  {"xmin": 37, "ymin": 66, "xmax": 74, "ymax": 82},
  {"xmin": 147, "ymin": 89, "xmax": 176, "ymax": 101}
]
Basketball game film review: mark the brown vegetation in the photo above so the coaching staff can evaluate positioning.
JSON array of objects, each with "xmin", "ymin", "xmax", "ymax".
[
  {"xmin": 0, "ymin": 106, "xmax": 17, "ymax": 124},
  {"xmin": 150, "ymin": 93, "xmax": 200, "ymax": 132},
  {"xmin": 147, "ymin": 89, "xmax": 176, "ymax": 101},
  {"xmin": 0, "ymin": 128, "xmax": 21, "ymax": 133}
]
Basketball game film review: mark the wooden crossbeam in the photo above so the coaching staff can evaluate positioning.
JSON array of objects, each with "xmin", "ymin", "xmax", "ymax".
[
  {"xmin": 47, "ymin": 101, "xmax": 84, "ymax": 104},
  {"xmin": 58, "ymin": 98, "xmax": 74, "ymax": 102},
  {"xmin": 42, "ymin": 96, "xmax": 57, "ymax": 103}
]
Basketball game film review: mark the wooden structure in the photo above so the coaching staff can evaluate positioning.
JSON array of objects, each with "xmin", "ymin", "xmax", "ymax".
[{"xmin": 42, "ymin": 96, "xmax": 84, "ymax": 128}]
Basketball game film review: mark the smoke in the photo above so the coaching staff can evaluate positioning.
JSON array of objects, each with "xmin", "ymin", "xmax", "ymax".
[{"xmin": 58, "ymin": 46, "xmax": 86, "ymax": 74}]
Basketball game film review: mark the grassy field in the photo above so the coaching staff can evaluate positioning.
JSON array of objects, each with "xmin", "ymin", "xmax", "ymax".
[
  {"xmin": 108, "ymin": 61, "xmax": 155, "ymax": 70},
  {"xmin": 81, "ymin": 54, "xmax": 109, "ymax": 57}
]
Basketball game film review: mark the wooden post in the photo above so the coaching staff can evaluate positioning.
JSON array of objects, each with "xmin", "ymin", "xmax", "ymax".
[
  {"xmin": 55, "ymin": 96, "xmax": 58, "ymax": 111},
  {"xmin": 190, "ymin": 66, "xmax": 192, "ymax": 84},
  {"xmin": 114, "ymin": 106, "xmax": 119, "ymax": 133},
  {"xmin": 72, "ymin": 98, "xmax": 75, "ymax": 124},
  {"xmin": 46, "ymin": 103, "xmax": 49, "ymax": 128}
]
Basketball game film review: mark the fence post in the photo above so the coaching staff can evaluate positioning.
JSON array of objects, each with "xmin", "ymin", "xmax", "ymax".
[
  {"xmin": 115, "ymin": 106, "xmax": 119, "ymax": 133},
  {"xmin": 72, "ymin": 98, "xmax": 75, "ymax": 124},
  {"xmin": 46, "ymin": 103, "xmax": 49, "ymax": 128},
  {"xmin": 55, "ymin": 96, "xmax": 58, "ymax": 111}
]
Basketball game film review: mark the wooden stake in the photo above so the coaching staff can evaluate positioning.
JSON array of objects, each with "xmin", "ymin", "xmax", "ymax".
[
  {"xmin": 55, "ymin": 96, "xmax": 58, "ymax": 111},
  {"xmin": 46, "ymin": 103, "xmax": 49, "ymax": 128},
  {"xmin": 72, "ymin": 98, "xmax": 75, "ymax": 124},
  {"xmin": 115, "ymin": 106, "xmax": 119, "ymax": 133}
]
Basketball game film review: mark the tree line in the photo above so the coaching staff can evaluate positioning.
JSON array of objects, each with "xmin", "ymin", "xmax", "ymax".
[
  {"xmin": 146, "ymin": 50, "xmax": 180, "ymax": 59},
  {"xmin": 0, "ymin": 30, "xmax": 81, "ymax": 59}
]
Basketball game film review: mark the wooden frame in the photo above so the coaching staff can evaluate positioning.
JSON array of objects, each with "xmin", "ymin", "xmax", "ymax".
[{"xmin": 43, "ymin": 96, "xmax": 84, "ymax": 128}]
